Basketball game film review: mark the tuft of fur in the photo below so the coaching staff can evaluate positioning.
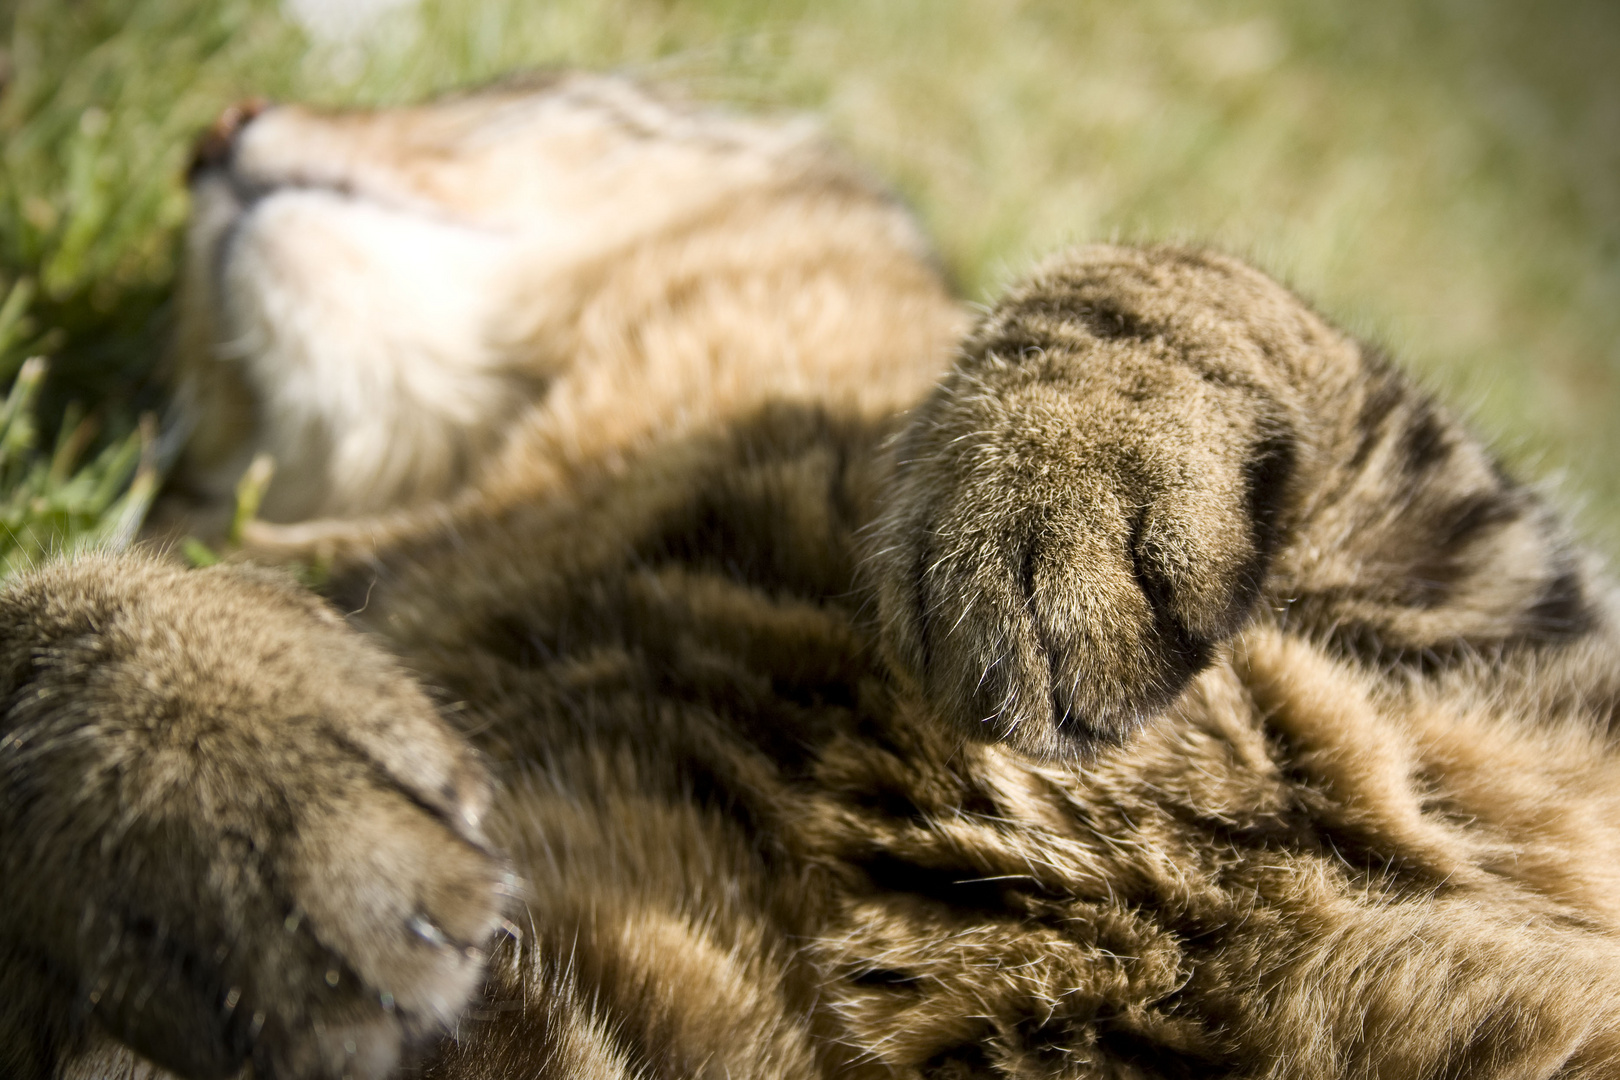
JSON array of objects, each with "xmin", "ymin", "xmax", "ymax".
[{"xmin": 6, "ymin": 78, "xmax": 1620, "ymax": 1080}]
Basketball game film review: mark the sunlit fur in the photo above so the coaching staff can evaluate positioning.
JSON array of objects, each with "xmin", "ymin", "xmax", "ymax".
[
  {"xmin": 6, "ymin": 78, "xmax": 1620, "ymax": 1080},
  {"xmin": 166, "ymin": 73, "xmax": 960, "ymax": 529}
]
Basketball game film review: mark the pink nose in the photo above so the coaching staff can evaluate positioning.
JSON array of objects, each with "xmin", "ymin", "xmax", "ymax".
[{"xmin": 186, "ymin": 97, "xmax": 272, "ymax": 182}]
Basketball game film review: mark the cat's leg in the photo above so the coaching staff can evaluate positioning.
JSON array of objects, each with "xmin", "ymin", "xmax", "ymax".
[
  {"xmin": 871, "ymin": 244, "xmax": 1595, "ymax": 757},
  {"xmin": 0, "ymin": 555, "xmax": 507, "ymax": 1080}
]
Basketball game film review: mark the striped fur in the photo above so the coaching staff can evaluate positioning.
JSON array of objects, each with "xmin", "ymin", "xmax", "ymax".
[{"xmin": 5, "ymin": 82, "xmax": 1620, "ymax": 1080}]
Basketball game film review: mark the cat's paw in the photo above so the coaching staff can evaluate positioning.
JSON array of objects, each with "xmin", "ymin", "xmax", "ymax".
[
  {"xmin": 872, "ymin": 250, "xmax": 1298, "ymax": 758},
  {"xmin": 0, "ymin": 555, "xmax": 509, "ymax": 1079}
]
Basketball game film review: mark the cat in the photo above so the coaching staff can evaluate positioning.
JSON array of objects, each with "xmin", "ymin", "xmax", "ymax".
[{"xmin": 5, "ymin": 74, "xmax": 1618, "ymax": 1080}]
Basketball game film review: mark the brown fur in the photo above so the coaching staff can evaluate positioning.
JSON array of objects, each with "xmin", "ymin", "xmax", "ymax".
[
  {"xmin": 5, "ymin": 78, "xmax": 1620, "ymax": 1080},
  {"xmin": 162, "ymin": 73, "xmax": 960, "ymax": 538}
]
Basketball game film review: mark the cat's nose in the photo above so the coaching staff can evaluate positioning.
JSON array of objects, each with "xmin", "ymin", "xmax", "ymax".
[{"xmin": 186, "ymin": 97, "xmax": 271, "ymax": 182}]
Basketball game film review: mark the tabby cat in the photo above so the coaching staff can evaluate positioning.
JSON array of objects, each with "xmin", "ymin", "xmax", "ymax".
[{"xmin": 4, "ymin": 75, "xmax": 1619, "ymax": 1080}]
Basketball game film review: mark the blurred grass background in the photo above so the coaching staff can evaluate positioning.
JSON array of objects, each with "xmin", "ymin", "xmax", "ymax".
[{"xmin": 0, "ymin": 0, "xmax": 1616, "ymax": 573}]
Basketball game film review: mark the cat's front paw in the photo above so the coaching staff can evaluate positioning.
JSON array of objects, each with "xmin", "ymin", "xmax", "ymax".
[
  {"xmin": 872, "ymin": 251, "xmax": 1298, "ymax": 757},
  {"xmin": 0, "ymin": 556, "xmax": 509, "ymax": 1080}
]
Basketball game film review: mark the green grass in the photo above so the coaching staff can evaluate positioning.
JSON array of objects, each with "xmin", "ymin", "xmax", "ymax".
[{"xmin": 2, "ymin": 0, "xmax": 1617, "ymax": 571}]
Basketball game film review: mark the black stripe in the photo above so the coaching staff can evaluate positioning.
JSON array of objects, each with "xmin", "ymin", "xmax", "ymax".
[
  {"xmin": 1069, "ymin": 300, "xmax": 1153, "ymax": 340},
  {"xmin": 1397, "ymin": 400, "xmax": 1451, "ymax": 474},
  {"xmin": 1243, "ymin": 430, "xmax": 1296, "ymax": 583},
  {"xmin": 848, "ymin": 967, "xmax": 922, "ymax": 991},
  {"xmin": 1347, "ymin": 371, "xmax": 1405, "ymax": 470},
  {"xmin": 920, "ymin": 1035, "xmax": 996, "ymax": 1080},
  {"xmin": 1518, "ymin": 566, "xmax": 1592, "ymax": 639},
  {"xmin": 1006, "ymin": 295, "xmax": 1156, "ymax": 342},
  {"xmin": 1093, "ymin": 1021, "xmax": 1222, "ymax": 1080},
  {"xmin": 1433, "ymin": 490, "xmax": 1523, "ymax": 549},
  {"xmin": 853, "ymin": 852, "xmax": 1065, "ymax": 918},
  {"xmin": 1398, "ymin": 491, "xmax": 1525, "ymax": 607}
]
